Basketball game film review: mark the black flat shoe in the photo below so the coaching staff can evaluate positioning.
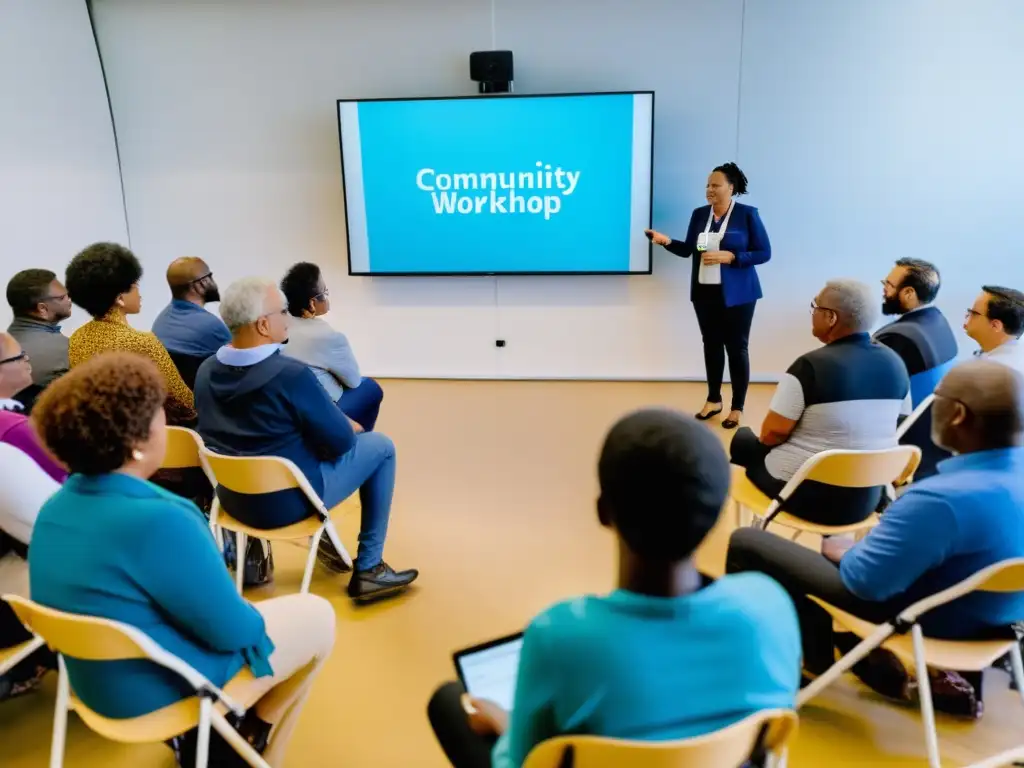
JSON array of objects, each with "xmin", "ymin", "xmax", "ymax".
[
  {"xmin": 695, "ymin": 404, "xmax": 723, "ymax": 421},
  {"xmin": 722, "ymin": 412, "xmax": 743, "ymax": 430},
  {"xmin": 348, "ymin": 561, "xmax": 419, "ymax": 603}
]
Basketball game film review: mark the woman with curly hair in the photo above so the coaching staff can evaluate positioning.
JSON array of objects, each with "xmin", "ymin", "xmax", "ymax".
[
  {"xmin": 646, "ymin": 163, "xmax": 772, "ymax": 431},
  {"xmin": 28, "ymin": 352, "xmax": 336, "ymax": 765},
  {"xmin": 65, "ymin": 242, "xmax": 196, "ymax": 425}
]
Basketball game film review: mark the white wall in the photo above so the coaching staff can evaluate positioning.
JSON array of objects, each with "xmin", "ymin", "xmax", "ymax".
[
  {"xmin": 0, "ymin": 0, "xmax": 128, "ymax": 332},
  {"xmin": 88, "ymin": 0, "xmax": 1024, "ymax": 380}
]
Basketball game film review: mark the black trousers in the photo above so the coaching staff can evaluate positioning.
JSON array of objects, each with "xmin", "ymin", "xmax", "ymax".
[
  {"xmin": 428, "ymin": 682, "xmax": 496, "ymax": 768},
  {"xmin": 729, "ymin": 427, "xmax": 882, "ymax": 526},
  {"xmin": 692, "ymin": 286, "xmax": 756, "ymax": 412},
  {"xmin": 725, "ymin": 528, "xmax": 905, "ymax": 674}
]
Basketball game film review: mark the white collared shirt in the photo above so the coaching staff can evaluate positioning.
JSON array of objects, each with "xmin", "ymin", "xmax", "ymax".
[{"xmin": 986, "ymin": 339, "xmax": 1024, "ymax": 374}]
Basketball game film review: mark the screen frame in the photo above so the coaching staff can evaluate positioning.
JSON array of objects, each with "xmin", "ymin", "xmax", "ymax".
[
  {"xmin": 336, "ymin": 91, "xmax": 655, "ymax": 277},
  {"xmin": 452, "ymin": 630, "xmax": 525, "ymax": 695}
]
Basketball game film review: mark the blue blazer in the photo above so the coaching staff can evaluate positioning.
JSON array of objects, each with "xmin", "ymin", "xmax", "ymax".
[{"xmin": 665, "ymin": 202, "xmax": 771, "ymax": 307}]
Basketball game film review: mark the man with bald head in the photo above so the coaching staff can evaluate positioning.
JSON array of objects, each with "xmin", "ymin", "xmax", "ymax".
[
  {"xmin": 152, "ymin": 257, "xmax": 231, "ymax": 385},
  {"xmin": 727, "ymin": 359, "xmax": 1024, "ymax": 696}
]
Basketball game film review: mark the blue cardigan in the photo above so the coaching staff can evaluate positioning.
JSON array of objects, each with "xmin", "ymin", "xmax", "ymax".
[
  {"xmin": 28, "ymin": 473, "xmax": 275, "ymax": 718},
  {"xmin": 665, "ymin": 202, "xmax": 771, "ymax": 307}
]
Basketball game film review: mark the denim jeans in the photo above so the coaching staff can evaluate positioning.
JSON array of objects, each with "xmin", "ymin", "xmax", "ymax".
[
  {"xmin": 319, "ymin": 431, "xmax": 395, "ymax": 571},
  {"xmin": 338, "ymin": 377, "xmax": 384, "ymax": 432}
]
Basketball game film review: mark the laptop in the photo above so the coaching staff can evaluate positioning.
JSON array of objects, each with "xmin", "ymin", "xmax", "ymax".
[{"xmin": 452, "ymin": 632, "xmax": 525, "ymax": 712}]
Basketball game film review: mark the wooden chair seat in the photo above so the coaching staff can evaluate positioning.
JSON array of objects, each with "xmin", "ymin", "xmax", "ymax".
[
  {"xmin": 731, "ymin": 469, "xmax": 880, "ymax": 536},
  {"xmin": 809, "ymin": 596, "xmax": 1017, "ymax": 672},
  {"xmin": 70, "ymin": 667, "xmax": 263, "ymax": 744}
]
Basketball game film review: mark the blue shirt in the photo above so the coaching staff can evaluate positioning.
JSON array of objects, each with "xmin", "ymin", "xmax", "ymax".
[
  {"xmin": 152, "ymin": 299, "xmax": 231, "ymax": 358},
  {"xmin": 28, "ymin": 473, "xmax": 274, "ymax": 718},
  {"xmin": 840, "ymin": 447, "xmax": 1024, "ymax": 637},
  {"xmin": 492, "ymin": 573, "xmax": 800, "ymax": 768}
]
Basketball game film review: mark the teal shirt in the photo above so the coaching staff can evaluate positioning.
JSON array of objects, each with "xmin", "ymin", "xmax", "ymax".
[
  {"xmin": 492, "ymin": 573, "xmax": 801, "ymax": 768},
  {"xmin": 28, "ymin": 473, "xmax": 274, "ymax": 718}
]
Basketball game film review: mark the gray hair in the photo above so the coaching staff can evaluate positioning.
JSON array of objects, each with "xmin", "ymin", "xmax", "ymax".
[
  {"xmin": 821, "ymin": 278, "xmax": 878, "ymax": 333},
  {"xmin": 219, "ymin": 277, "xmax": 284, "ymax": 333}
]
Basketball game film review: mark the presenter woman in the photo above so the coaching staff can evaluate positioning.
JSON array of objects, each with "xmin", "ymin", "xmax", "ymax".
[{"xmin": 646, "ymin": 163, "xmax": 771, "ymax": 429}]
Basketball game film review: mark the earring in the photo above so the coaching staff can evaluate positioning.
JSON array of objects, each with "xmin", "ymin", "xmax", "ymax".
[{"xmin": 132, "ymin": 449, "xmax": 144, "ymax": 462}]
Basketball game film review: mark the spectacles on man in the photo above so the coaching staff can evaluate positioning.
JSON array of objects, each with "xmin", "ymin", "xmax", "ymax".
[
  {"xmin": 965, "ymin": 308, "xmax": 987, "ymax": 320},
  {"xmin": 40, "ymin": 293, "xmax": 68, "ymax": 303},
  {"xmin": 0, "ymin": 351, "xmax": 30, "ymax": 366},
  {"xmin": 189, "ymin": 272, "xmax": 213, "ymax": 285},
  {"xmin": 314, "ymin": 288, "xmax": 330, "ymax": 301},
  {"xmin": 810, "ymin": 301, "xmax": 837, "ymax": 316}
]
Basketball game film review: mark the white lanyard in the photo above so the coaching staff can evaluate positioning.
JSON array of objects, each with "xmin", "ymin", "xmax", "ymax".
[{"xmin": 703, "ymin": 200, "xmax": 734, "ymax": 237}]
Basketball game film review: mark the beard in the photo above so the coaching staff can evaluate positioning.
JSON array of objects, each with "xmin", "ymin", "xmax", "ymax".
[
  {"xmin": 881, "ymin": 296, "xmax": 905, "ymax": 316},
  {"xmin": 203, "ymin": 286, "xmax": 221, "ymax": 304}
]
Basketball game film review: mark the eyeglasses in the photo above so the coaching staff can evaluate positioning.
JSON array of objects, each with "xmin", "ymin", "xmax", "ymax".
[
  {"xmin": 189, "ymin": 272, "xmax": 213, "ymax": 285},
  {"xmin": 881, "ymin": 279, "xmax": 899, "ymax": 291},
  {"xmin": 810, "ymin": 301, "xmax": 837, "ymax": 315},
  {"xmin": 260, "ymin": 309, "xmax": 289, "ymax": 320},
  {"xmin": 40, "ymin": 293, "xmax": 68, "ymax": 303},
  {"xmin": 965, "ymin": 308, "xmax": 988, "ymax": 319},
  {"xmin": 314, "ymin": 288, "xmax": 330, "ymax": 301},
  {"xmin": 0, "ymin": 351, "xmax": 29, "ymax": 366}
]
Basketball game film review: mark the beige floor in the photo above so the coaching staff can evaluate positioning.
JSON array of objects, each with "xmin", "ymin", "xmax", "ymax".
[{"xmin": 2, "ymin": 379, "xmax": 1022, "ymax": 767}]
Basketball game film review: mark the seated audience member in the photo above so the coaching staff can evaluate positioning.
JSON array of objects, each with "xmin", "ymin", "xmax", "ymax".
[
  {"xmin": 730, "ymin": 279, "xmax": 909, "ymax": 525},
  {"xmin": 727, "ymin": 360, "xmax": 1024, "ymax": 713},
  {"xmin": 280, "ymin": 262, "xmax": 383, "ymax": 431},
  {"xmin": 194, "ymin": 277, "xmax": 417, "ymax": 602},
  {"xmin": 5, "ymin": 268, "xmax": 72, "ymax": 394},
  {"xmin": 875, "ymin": 258, "xmax": 958, "ymax": 404},
  {"xmin": 66, "ymin": 242, "xmax": 196, "ymax": 425},
  {"xmin": 875, "ymin": 258, "xmax": 958, "ymax": 479},
  {"xmin": 28, "ymin": 352, "xmax": 336, "ymax": 765},
  {"xmin": 428, "ymin": 409, "xmax": 801, "ymax": 768},
  {"xmin": 0, "ymin": 443, "xmax": 59, "ymax": 699},
  {"xmin": 0, "ymin": 333, "xmax": 66, "ymax": 482},
  {"xmin": 152, "ymin": 257, "xmax": 231, "ymax": 389},
  {"xmin": 964, "ymin": 285, "xmax": 1024, "ymax": 373}
]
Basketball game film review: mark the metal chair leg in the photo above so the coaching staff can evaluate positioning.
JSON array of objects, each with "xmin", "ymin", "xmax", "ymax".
[{"xmin": 912, "ymin": 624, "xmax": 941, "ymax": 768}]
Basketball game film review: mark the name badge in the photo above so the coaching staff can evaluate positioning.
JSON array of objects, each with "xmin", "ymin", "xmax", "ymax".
[{"xmin": 697, "ymin": 232, "xmax": 710, "ymax": 252}]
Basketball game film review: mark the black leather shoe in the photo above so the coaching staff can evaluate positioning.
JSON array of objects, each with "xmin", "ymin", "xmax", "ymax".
[
  {"xmin": 722, "ymin": 411, "xmax": 743, "ymax": 430},
  {"xmin": 317, "ymin": 537, "xmax": 352, "ymax": 574},
  {"xmin": 347, "ymin": 561, "xmax": 419, "ymax": 603}
]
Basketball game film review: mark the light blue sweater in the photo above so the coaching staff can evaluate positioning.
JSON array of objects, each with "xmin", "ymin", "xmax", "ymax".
[
  {"xmin": 28, "ymin": 473, "xmax": 274, "ymax": 718},
  {"xmin": 492, "ymin": 573, "xmax": 800, "ymax": 768}
]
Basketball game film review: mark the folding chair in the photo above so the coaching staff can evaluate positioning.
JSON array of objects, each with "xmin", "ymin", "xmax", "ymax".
[
  {"xmin": 0, "ymin": 635, "xmax": 45, "ymax": 677},
  {"xmin": 797, "ymin": 558, "xmax": 1024, "ymax": 768},
  {"xmin": 199, "ymin": 449, "xmax": 355, "ymax": 594},
  {"xmin": 731, "ymin": 445, "xmax": 921, "ymax": 541},
  {"xmin": 522, "ymin": 708, "xmax": 797, "ymax": 768},
  {"xmin": 3, "ymin": 595, "xmax": 271, "ymax": 768}
]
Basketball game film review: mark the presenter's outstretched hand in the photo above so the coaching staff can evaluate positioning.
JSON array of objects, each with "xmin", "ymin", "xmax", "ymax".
[
  {"xmin": 702, "ymin": 250, "xmax": 736, "ymax": 265},
  {"xmin": 645, "ymin": 229, "xmax": 671, "ymax": 246}
]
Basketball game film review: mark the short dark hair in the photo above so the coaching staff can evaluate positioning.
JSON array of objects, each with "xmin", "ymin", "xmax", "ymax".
[
  {"xmin": 65, "ymin": 243, "xmax": 143, "ymax": 318},
  {"xmin": 280, "ymin": 262, "xmax": 322, "ymax": 318},
  {"xmin": 713, "ymin": 162, "xmax": 748, "ymax": 195},
  {"xmin": 32, "ymin": 351, "xmax": 166, "ymax": 475},
  {"xmin": 895, "ymin": 258, "xmax": 941, "ymax": 304},
  {"xmin": 598, "ymin": 409, "xmax": 729, "ymax": 561},
  {"xmin": 6, "ymin": 269, "xmax": 57, "ymax": 317},
  {"xmin": 983, "ymin": 285, "xmax": 1024, "ymax": 338}
]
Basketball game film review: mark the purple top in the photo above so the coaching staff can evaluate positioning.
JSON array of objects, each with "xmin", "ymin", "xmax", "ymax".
[{"xmin": 0, "ymin": 411, "xmax": 67, "ymax": 484}]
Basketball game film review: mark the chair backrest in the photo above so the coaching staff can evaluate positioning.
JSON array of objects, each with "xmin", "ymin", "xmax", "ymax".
[
  {"xmin": 792, "ymin": 445, "xmax": 921, "ymax": 492},
  {"xmin": 909, "ymin": 359, "xmax": 956, "ymax": 408},
  {"xmin": 199, "ymin": 448, "xmax": 326, "ymax": 514},
  {"xmin": 521, "ymin": 710, "xmax": 797, "ymax": 768},
  {"xmin": 167, "ymin": 351, "xmax": 210, "ymax": 392},
  {"xmin": 902, "ymin": 558, "xmax": 1024, "ymax": 623},
  {"xmin": 2, "ymin": 594, "xmax": 242, "ymax": 713},
  {"xmin": 162, "ymin": 426, "xmax": 205, "ymax": 470}
]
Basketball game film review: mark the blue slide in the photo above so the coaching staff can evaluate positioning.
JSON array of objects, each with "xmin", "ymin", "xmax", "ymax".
[{"xmin": 338, "ymin": 92, "xmax": 653, "ymax": 275}]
